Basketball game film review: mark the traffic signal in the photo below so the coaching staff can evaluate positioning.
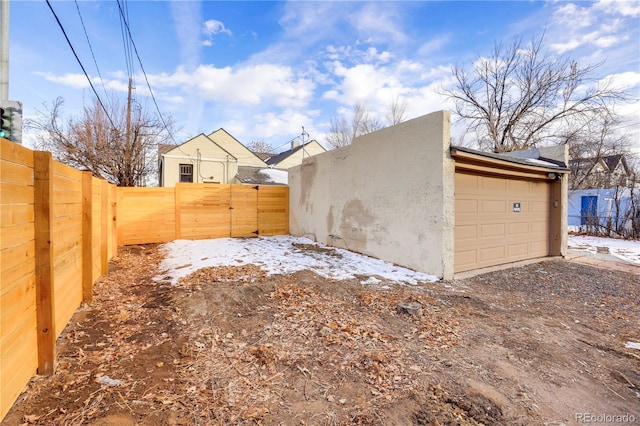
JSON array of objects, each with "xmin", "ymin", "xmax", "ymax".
[
  {"xmin": 0, "ymin": 100, "xmax": 22, "ymax": 144},
  {"xmin": 0, "ymin": 106, "xmax": 12, "ymax": 139}
]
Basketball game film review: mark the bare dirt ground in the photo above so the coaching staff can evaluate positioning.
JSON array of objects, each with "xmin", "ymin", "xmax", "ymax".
[{"xmin": 3, "ymin": 243, "xmax": 639, "ymax": 425}]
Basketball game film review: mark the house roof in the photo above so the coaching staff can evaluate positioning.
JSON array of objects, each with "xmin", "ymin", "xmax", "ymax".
[
  {"xmin": 604, "ymin": 154, "xmax": 622, "ymax": 170},
  {"xmin": 158, "ymin": 143, "xmax": 175, "ymax": 157},
  {"xmin": 207, "ymin": 128, "xmax": 267, "ymax": 168},
  {"xmin": 570, "ymin": 154, "xmax": 630, "ymax": 174},
  {"xmin": 265, "ymin": 140, "xmax": 325, "ymax": 166},
  {"xmin": 254, "ymin": 151, "xmax": 276, "ymax": 161},
  {"xmin": 161, "ymin": 133, "xmax": 237, "ymax": 160}
]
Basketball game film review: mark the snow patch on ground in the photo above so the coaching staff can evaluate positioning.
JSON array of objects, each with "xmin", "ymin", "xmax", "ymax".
[
  {"xmin": 156, "ymin": 235, "xmax": 438, "ymax": 285},
  {"xmin": 568, "ymin": 235, "xmax": 640, "ymax": 265}
]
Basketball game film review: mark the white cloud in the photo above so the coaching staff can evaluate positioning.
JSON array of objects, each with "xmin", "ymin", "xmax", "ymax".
[
  {"xmin": 600, "ymin": 71, "xmax": 640, "ymax": 91},
  {"xmin": 319, "ymin": 57, "xmax": 452, "ymax": 123},
  {"xmin": 159, "ymin": 95, "xmax": 185, "ymax": 105},
  {"xmin": 102, "ymin": 79, "xmax": 128, "ymax": 92},
  {"xmin": 364, "ymin": 47, "xmax": 392, "ymax": 63},
  {"xmin": 548, "ymin": 0, "xmax": 639, "ymax": 54},
  {"xmin": 36, "ymin": 72, "xmax": 90, "ymax": 89},
  {"xmin": 251, "ymin": 109, "xmax": 320, "ymax": 140},
  {"xmin": 593, "ymin": 35, "xmax": 623, "ymax": 49},
  {"xmin": 550, "ymin": 39, "xmax": 582, "ymax": 54},
  {"xmin": 203, "ymin": 19, "xmax": 231, "ymax": 36},
  {"xmin": 346, "ymin": 3, "xmax": 407, "ymax": 45},
  {"xmin": 149, "ymin": 63, "xmax": 315, "ymax": 109},
  {"xmin": 594, "ymin": 0, "xmax": 640, "ymax": 17},
  {"xmin": 553, "ymin": 3, "xmax": 593, "ymax": 28},
  {"xmin": 202, "ymin": 19, "xmax": 232, "ymax": 46}
]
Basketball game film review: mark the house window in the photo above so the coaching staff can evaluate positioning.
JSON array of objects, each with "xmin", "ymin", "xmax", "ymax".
[{"xmin": 179, "ymin": 164, "xmax": 193, "ymax": 183}]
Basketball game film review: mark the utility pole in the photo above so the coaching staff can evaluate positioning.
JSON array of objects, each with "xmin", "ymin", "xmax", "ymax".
[
  {"xmin": 125, "ymin": 76, "xmax": 136, "ymax": 185},
  {"xmin": 126, "ymin": 76, "xmax": 133, "ymax": 149},
  {"xmin": 1, "ymin": 0, "xmax": 9, "ymax": 100}
]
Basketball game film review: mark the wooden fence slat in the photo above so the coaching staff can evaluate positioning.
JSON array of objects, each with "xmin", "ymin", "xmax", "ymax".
[
  {"xmin": 109, "ymin": 184, "xmax": 117, "ymax": 259},
  {"xmin": 33, "ymin": 151, "xmax": 56, "ymax": 375},
  {"xmin": 82, "ymin": 172, "xmax": 93, "ymax": 303},
  {"xmin": 175, "ymin": 184, "xmax": 182, "ymax": 239},
  {"xmin": 101, "ymin": 180, "xmax": 109, "ymax": 274},
  {"xmin": 0, "ymin": 137, "xmax": 34, "ymax": 166},
  {"xmin": 0, "ymin": 159, "xmax": 34, "ymax": 184}
]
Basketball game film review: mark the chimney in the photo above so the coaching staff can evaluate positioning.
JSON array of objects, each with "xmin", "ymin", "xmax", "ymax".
[{"xmin": 291, "ymin": 139, "xmax": 301, "ymax": 150}]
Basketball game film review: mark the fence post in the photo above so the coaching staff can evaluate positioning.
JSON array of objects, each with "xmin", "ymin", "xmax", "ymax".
[
  {"xmin": 101, "ymin": 180, "xmax": 108, "ymax": 275},
  {"xmin": 111, "ymin": 185, "xmax": 118, "ymax": 255},
  {"xmin": 33, "ymin": 151, "xmax": 56, "ymax": 375},
  {"xmin": 82, "ymin": 172, "xmax": 93, "ymax": 303}
]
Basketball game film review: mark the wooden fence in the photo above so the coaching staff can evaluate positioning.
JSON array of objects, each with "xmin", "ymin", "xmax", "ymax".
[
  {"xmin": 1, "ymin": 139, "xmax": 117, "ymax": 421},
  {"xmin": 117, "ymin": 183, "xmax": 289, "ymax": 245},
  {"xmin": 1, "ymin": 140, "xmax": 289, "ymax": 421},
  {"xmin": 0, "ymin": 138, "xmax": 289, "ymax": 421}
]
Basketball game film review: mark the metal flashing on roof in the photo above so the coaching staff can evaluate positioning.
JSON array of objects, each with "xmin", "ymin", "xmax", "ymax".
[{"xmin": 450, "ymin": 145, "xmax": 569, "ymax": 172}]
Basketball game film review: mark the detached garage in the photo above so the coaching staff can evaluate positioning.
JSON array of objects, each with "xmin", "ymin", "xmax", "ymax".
[
  {"xmin": 289, "ymin": 110, "xmax": 568, "ymax": 280},
  {"xmin": 451, "ymin": 147, "xmax": 568, "ymax": 274}
]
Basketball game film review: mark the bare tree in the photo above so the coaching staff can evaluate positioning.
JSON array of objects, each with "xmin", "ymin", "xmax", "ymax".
[
  {"xmin": 246, "ymin": 139, "xmax": 275, "ymax": 155},
  {"xmin": 445, "ymin": 34, "xmax": 629, "ymax": 153},
  {"xmin": 386, "ymin": 95, "xmax": 408, "ymax": 126},
  {"xmin": 27, "ymin": 96, "xmax": 175, "ymax": 186},
  {"xmin": 566, "ymin": 115, "xmax": 632, "ymax": 189},
  {"xmin": 326, "ymin": 100, "xmax": 407, "ymax": 149},
  {"xmin": 326, "ymin": 115, "xmax": 353, "ymax": 149},
  {"xmin": 326, "ymin": 103, "xmax": 381, "ymax": 149}
]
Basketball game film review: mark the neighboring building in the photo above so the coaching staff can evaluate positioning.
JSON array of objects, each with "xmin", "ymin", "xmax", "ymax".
[
  {"xmin": 265, "ymin": 140, "xmax": 326, "ymax": 170},
  {"xmin": 158, "ymin": 129, "xmax": 267, "ymax": 187},
  {"xmin": 568, "ymin": 188, "xmax": 639, "ymax": 234},
  {"xmin": 207, "ymin": 129, "xmax": 267, "ymax": 169},
  {"xmin": 570, "ymin": 154, "xmax": 635, "ymax": 189}
]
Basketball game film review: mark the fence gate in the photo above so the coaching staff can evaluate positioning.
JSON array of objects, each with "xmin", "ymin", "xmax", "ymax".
[{"xmin": 230, "ymin": 185, "xmax": 259, "ymax": 237}]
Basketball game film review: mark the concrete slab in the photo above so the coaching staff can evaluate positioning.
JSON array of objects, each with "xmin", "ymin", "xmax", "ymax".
[
  {"xmin": 566, "ymin": 248, "xmax": 640, "ymax": 275},
  {"xmin": 454, "ymin": 248, "xmax": 640, "ymax": 280},
  {"xmin": 453, "ymin": 256, "xmax": 554, "ymax": 280}
]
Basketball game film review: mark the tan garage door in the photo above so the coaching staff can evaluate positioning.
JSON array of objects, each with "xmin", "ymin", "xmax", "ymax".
[{"xmin": 455, "ymin": 172, "xmax": 551, "ymax": 273}]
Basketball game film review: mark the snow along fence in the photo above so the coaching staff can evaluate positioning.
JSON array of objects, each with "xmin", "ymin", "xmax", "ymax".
[{"xmin": 1, "ymin": 138, "xmax": 118, "ymax": 421}]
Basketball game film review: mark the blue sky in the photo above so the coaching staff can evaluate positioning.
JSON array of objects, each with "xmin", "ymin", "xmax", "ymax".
[{"xmin": 8, "ymin": 0, "xmax": 640, "ymax": 153}]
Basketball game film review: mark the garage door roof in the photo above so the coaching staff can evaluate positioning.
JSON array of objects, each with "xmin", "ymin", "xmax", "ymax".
[{"xmin": 450, "ymin": 146, "xmax": 569, "ymax": 180}]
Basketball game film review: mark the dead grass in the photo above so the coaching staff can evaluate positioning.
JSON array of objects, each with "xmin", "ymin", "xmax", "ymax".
[{"xmin": 3, "ymin": 244, "xmax": 639, "ymax": 425}]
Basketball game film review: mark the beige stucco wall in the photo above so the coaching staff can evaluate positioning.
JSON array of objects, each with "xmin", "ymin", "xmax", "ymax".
[
  {"xmin": 289, "ymin": 110, "xmax": 455, "ymax": 280},
  {"xmin": 274, "ymin": 141, "xmax": 327, "ymax": 169},
  {"xmin": 208, "ymin": 129, "xmax": 267, "ymax": 168},
  {"xmin": 162, "ymin": 134, "xmax": 238, "ymax": 186}
]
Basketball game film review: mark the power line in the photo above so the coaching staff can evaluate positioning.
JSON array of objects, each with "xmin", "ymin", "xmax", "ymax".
[
  {"xmin": 45, "ymin": 0, "xmax": 117, "ymax": 131},
  {"xmin": 74, "ymin": 0, "xmax": 109, "ymax": 100},
  {"xmin": 115, "ymin": 0, "xmax": 177, "ymax": 145},
  {"xmin": 117, "ymin": 0, "xmax": 134, "ymax": 85}
]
